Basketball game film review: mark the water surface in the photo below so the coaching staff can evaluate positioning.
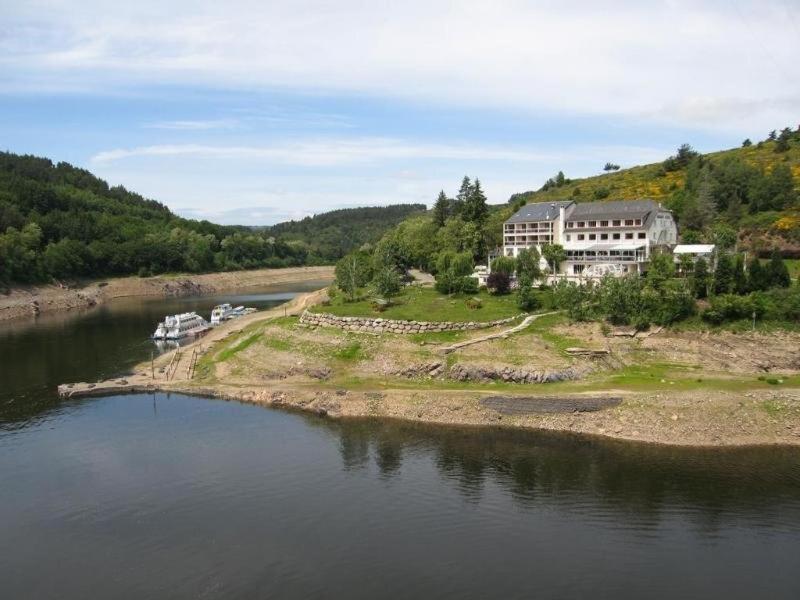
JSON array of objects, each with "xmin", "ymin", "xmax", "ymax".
[{"xmin": 1, "ymin": 282, "xmax": 799, "ymax": 599}]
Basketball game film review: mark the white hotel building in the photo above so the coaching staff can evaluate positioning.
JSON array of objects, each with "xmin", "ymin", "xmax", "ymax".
[{"xmin": 503, "ymin": 199, "xmax": 677, "ymax": 278}]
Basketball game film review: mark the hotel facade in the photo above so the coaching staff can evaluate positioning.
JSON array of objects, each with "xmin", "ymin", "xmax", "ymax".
[{"xmin": 503, "ymin": 199, "xmax": 678, "ymax": 279}]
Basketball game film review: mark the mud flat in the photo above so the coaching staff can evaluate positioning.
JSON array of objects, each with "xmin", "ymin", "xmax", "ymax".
[{"xmin": 0, "ymin": 266, "xmax": 333, "ymax": 322}]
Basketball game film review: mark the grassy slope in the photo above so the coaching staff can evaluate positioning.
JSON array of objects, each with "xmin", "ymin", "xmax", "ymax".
[
  {"xmin": 513, "ymin": 139, "xmax": 800, "ymax": 205},
  {"xmin": 311, "ymin": 286, "xmax": 523, "ymax": 322}
]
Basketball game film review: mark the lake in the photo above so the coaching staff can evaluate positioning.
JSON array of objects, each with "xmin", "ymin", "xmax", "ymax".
[{"xmin": 1, "ymin": 282, "xmax": 799, "ymax": 599}]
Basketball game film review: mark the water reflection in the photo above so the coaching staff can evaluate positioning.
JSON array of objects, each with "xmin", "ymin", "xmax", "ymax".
[{"xmin": 326, "ymin": 416, "xmax": 800, "ymax": 526}]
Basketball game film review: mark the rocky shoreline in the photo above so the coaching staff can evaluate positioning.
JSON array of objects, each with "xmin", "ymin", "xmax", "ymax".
[
  {"xmin": 0, "ymin": 266, "xmax": 334, "ymax": 322},
  {"xmin": 56, "ymin": 287, "xmax": 800, "ymax": 448}
]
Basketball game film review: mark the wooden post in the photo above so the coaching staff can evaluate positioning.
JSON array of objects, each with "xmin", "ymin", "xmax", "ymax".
[{"xmin": 151, "ymin": 351, "xmax": 155, "ymax": 380}]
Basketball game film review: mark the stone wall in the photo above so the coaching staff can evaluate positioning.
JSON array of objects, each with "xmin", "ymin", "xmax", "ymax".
[{"xmin": 299, "ymin": 310, "xmax": 521, "ymax": 334}]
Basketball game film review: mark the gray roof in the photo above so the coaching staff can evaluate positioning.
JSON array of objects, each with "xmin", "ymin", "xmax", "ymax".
[
  {"xmin": 506, "ymin": 200, "xmax": 574, "ymax": 224},
  {"xmin": 566, "ymin": 199, "xmax": 663, "ymax": 224}
]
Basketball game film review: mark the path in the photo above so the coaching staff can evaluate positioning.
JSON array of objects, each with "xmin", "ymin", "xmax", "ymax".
[{"xmin": 439, "ymin": 311, "xmax": 559, "ymax": 354}]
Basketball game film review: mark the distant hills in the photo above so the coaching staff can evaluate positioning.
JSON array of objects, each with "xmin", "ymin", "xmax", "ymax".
[{"xmin": 0, "ymin": 151, "xmax": 425, "ymax": 284}]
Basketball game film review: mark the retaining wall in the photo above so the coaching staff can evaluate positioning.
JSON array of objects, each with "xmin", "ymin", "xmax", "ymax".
[{"xmin": 299, "ymin": 310, "xmax": 522, "ymax": 334}]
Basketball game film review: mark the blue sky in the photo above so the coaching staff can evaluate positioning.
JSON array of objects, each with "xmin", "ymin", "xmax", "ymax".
[{"xmin": 1, "ymin": 1, "xmax": 798, "ymax": 224}]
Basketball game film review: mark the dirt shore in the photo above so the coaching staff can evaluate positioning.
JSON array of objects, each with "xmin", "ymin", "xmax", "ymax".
[
  {"xmin": 59, "ymin": 287, "xmax": 800, "ymax": 448},
  {"xmin": 0, "ymin": 266, "xmax": 334, "ymax": 322}
]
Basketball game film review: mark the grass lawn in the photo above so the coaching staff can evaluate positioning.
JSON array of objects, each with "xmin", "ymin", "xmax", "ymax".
[{"xmin": 313, "ymin": 285, "xmax": 522, "ymax": 322}]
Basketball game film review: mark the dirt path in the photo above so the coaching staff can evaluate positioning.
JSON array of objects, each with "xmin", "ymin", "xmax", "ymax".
[
  {"xmin": 440, "ymin": 312, "xmax": 558, "ymax": 353},
  {"xmin": 0, "ymin": 266, "xmax": 334, "ymax": 322}
]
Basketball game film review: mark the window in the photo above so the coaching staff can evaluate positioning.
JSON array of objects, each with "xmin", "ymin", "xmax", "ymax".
[
  {"xmin": 625, "ymin": 219, "xmax": 634, "ymax": 226},
  {"xmin": 567, "ymin": 222, "xmax": 574, "ymax": 229},
  {"xmin": 601, "ymin": 233, "xmax": 608, "ymax": 240},
  {"xmin": 573, "ymin": 264, "xmax": 585, "ymax": 274},
  {"xmin": 588, "ymin": 221, "xmax": 596, "ymax": 227},
  {"xmin": 565, "ymin": 235, "xmax": 571, "ymax": 241},
  {"xmin": 625, "ymin": 233, "xmax": 633, "ymax": 239},
  {"xmin": 578, "ymin": 234, "xmax": 585, "ymax": 240},
  {"xmin": 638, "ymin": 232, "xmax": 646, "ymax": 239},
  {"xmin": 588, "ymin": 234, "xmax": 596, "ymax": 240},
  {"xmin": 634, "ymin": 219, "xmax": 642, "ymax": 226},
  {"xmin": 600, "ymin": 220, "xmax": 608, "ymax": 226},
  {"xmin": 612, "ymin": 220, "xmax": 621, "ymax": 226},
  {"xmin": 613, "ymin": 233, "xmax": 620, "ymax": 240}
]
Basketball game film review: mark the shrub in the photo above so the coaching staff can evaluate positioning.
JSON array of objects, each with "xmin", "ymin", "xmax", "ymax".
[
  {"xmin": 466, "ymin": 297, "xmax": 482, "ymax": 310},
  {"xmin": 487, "ymin": 271, "xmax": 511, "ymax": 295},
  {"xmin": 516, "ymin": 278, "xmax": 539, "ymax": 311}
]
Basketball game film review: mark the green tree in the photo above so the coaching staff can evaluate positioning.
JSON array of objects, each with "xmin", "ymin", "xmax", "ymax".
[
  {"xmin": 486, "ymin": 271, "xmax": 511, "ymax": 294},
  {"xmin": 371, "ymin": 266, "xmax": 402, "ymax": 298},
  {"xmin": 691, "ymin": 257, "xmax": 710, "ymax": 299},
  {"xmin": 541, "ymin": 243, "xmax": 566, "ymax": 275},
  {"xmin": 742, "ymin": 138, "xmax": 752, "ymax": 147},
  {"xmin": 335, "ymin": 250, "xmax": 372, "ymax": 300},
  {"xmin": 454, "ymin": 176, "xmax": 473, "ymax": 214},
  {"xmin": 746, "ymin": 257, "xmax": 769, "ymax": 292},
  {"xmin": 462, "ymin": 178, "xmax": 489, "ymax": 226},
  {"xmin": 434, "ymin": 251, "xmax": 474, "ymax": 295},
  {"xmin": 767, "ymin": 250, "xmax": 791, "ymax": 288},
  {"xmin": 713, "ymin": 254, "xmax": 734, "ymax": 295},
  {"xmin": 646, "ymin": 252, "xmax": 676, "ymax": 292},
  {"xmin": 432, "ymin": 190, "xmax": 449, "ymax": 228},
  {"xmin": 711, "ymin": 223, "xmax": 737, "ymax": 251},
  {"xmin": 490, "ymin": 256, "xmax": 516, "ymax": 276},
  {"xmin": 43, "ymin": 238, "xmax": 89, "ymax": 278},
  {"xmin": 515, "ymin": 247, "xmax": 542, "ymax": 281},
  {"xmin": 516, "ymin": 275, "xmax": 539, "ymax": 311}
]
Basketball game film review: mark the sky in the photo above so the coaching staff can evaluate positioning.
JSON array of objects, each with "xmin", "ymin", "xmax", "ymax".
[{"xmin": 1, "ymin": 0, "xmax": 798, "ymax": 224}]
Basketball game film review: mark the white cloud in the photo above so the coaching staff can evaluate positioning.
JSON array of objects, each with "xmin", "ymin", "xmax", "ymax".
[
  {"xmin": 90, "ymin": 138, "xmax": 568, "ymax": 166},
  {"xmin": 2, "ymin": 1, "xmax": 798, "ymax": 132},
  {"xmin": 143, "ymin": 119, "xmax": 239, "ymax": 130}
]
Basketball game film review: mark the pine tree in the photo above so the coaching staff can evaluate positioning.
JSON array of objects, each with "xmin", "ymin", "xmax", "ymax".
[
  {"xmin": 454, "ymin": 176, "xmax": 473, "ymax": 214},
  {"xmin": 463, "ymin": 178, "xmax": 488, "ymax": 225},
  {"xmin": 692, "ymin": 257, "xmax": 710, "ymax": 299},
  {"xmin": 747, "ymin": 257, "xmax": 768, "ymax": 292},
  {"xmin": 713, "ymin": 254, "xmax": 734, "ymax": 295},
  {"xmin": 432, "ymin": 190, "xmax": 449, "ymax": 228},
  {"xmin": 767, "ymin": 250, "xmax": 791, "ymax": 288}
]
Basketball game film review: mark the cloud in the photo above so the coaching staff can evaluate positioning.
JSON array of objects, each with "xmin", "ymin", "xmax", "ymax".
[
  {"xmin": 2, "ymin": 1, "xmax": 798, "ymax": 132},
  {"xmin": 143, "ymin": 119, "xmax": 239, "ymax": 130},
  {"xmin": 89, "ymin": 137, "xmax": 570, "ymax": 166}
]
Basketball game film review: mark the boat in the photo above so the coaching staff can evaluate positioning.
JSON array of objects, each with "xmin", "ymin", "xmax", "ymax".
[
  {"xmin": 210, "ymin": 303, "xmax": 235, "ymax": 325},
  {"xmin": 152, "ymin": 312, "xmax": 209, "ymax": 339}
]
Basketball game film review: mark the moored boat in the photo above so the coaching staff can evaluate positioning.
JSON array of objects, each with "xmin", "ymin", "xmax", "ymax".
[
  {"xmin": 152, "ymin": 312, "xmax": 209, "ymax": 339},
  {"xmin": 210, "ymin": 303, "xmax": 235, "ymax": 325}
]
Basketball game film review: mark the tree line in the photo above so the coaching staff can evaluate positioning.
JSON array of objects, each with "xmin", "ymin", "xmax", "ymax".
[{"xmin": 0, "ymin": 152, "xmax": 420, "ymax": 285}]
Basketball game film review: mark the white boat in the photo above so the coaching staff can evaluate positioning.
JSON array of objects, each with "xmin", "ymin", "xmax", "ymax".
[
  {"xmin": 210, "ymin": 303, "xmax": 235, "ymax": 325},
  {"xmin": 152, "ymin": 312, "xmax": 209, "ymax": 339}
]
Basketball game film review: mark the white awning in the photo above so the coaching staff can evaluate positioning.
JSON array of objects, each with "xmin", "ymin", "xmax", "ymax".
[{"xmin": 674, "ymin": 244, "xmax": 715, "ymax": 254}]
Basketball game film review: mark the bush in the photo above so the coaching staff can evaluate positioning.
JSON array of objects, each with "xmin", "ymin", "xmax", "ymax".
[
  {"xmin": 371, "ymin": 266, "xmax": 402, "ymax": 298},
  {"xmin": 516, "ymin": 277, "xmax": 539, "ymax": 311},
  {"xmin": 487, "ymin": 271, "xmax": 511, "ymax": 295},
  {"xmin": 466, "ymin": 297, "xmax": 482, "ymax": 310}
]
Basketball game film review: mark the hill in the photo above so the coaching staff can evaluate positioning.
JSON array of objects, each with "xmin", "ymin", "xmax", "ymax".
[
  {"xmin": 508, "ymin": 129, "xmax": 800, "ymax": 256},
  {"xmin": 263, "ymin": 204, "xmax": 426, "ymax": 263},
  {"xmin": 0, "ymin": 151, "xmax": 425, "ymax": 284}
]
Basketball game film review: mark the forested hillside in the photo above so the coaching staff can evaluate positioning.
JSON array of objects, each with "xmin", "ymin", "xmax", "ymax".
[
  {"xmin": 263, "ymin": 204, "xmax": 425, "ymax": 263},
  {"xmin": 0, "ymin": 152, "xmax": 424, "ymax": 285},
  {"xmin": 508, "ymin": 126, "xmax": 800, "ymax": 256}
]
